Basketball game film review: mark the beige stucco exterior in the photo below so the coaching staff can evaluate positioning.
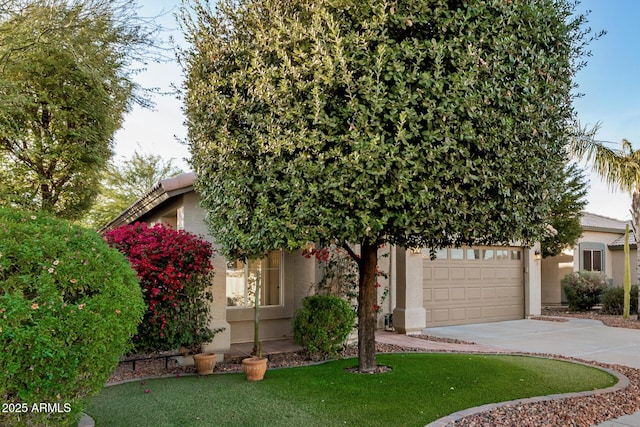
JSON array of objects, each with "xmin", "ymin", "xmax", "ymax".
[
  {"xmin": 103, "ymin": 173, "xmax": 543, "ymax": 357},
  {"xmin": 541, "ymin": 212, "xmax": 638, "ymax": 306}
]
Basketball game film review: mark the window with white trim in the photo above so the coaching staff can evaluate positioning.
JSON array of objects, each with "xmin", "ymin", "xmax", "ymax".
[{"xmin": 226, "ymin": 250, "xmax": 282, "ymax": 307}]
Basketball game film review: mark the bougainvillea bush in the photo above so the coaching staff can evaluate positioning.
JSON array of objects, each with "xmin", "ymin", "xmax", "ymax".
[
  {"xmin": 105, "ymin": 222, "xmax": 217, "ymax": 353},
  {"xmin": 0, "ymin": 208, "xmax": 144, "ymax": 426}
]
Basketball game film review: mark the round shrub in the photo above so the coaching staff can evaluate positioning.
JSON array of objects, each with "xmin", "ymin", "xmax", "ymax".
[
  {"xmin": 561, "ymin": 270, "xmax": 608, "ymax": 312},
  {"xmin": 0, "ymin": 208, "xmax": 144, "ymax": 427},
  {"xmin": 293, "ymin": 295, "xmax": 356, "ymax": 361},
  {"xmin": 601, "ymin": 285, "xmax": 639, "ymax": 315},
  {"xmin": 105, "ymin": 222, "xmax": 218, "ymax": 353}
]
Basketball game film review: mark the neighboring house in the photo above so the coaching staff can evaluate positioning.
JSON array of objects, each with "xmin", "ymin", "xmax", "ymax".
[
  {"xmin": 102, "ymin": 173, "xmax": 543, "ymax": 357},
  {"xmin": 541, "ymin": 212, "xmax": 638, "ymax": 306}
]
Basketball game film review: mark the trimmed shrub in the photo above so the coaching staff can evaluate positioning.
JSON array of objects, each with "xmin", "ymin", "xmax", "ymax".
[
  {"xmin": 293, "ymin": 295, "xmax": 356, "ymax": 361},
  {"xmin": 561, "ymin": 270, "xmax": 608, "ymax": 311},
  {"xmin": 0, "ymin": 208, "xmax": 144, "ymax": 426},
  {"xmin": 601, "ymin": 285, "xmax": 639, "ymax": 315},
  {"xmin": 105, "ymin": 222, "xmax": 218, "ymax": 353}
]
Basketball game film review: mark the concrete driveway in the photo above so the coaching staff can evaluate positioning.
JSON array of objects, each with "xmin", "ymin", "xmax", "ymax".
[{"xmin": 424, "ymin": 318, "xmax": 640, "ymax": 369}]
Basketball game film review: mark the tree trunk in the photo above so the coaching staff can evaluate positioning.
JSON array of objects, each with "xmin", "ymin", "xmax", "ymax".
[
  {"xmin": 631, "ymin": 190, "xmax": 640, "ymax": 320},
  {"xmin": 357, "ymin": 240, "xmax": 378, "ymax": 372}
]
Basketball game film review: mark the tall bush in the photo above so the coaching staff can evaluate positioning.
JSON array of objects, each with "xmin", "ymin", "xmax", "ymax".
[
  {"xmin": 602, "ymin": 285, "xmax": 639, "ymax": 315},
  {"xmin": 0, "ymin": 208, "xmax": 144, "ymax": 426},
  {"xmin": 293, "ymin": 295, "xmax": 357, "ymax": 361},
  {"xmin": 561, "ymin": 270, "xmax": 608, "ymax": 311},
  {"xmin": 105, "ymin": 222, "xmax": 218, "ymax": 352}
]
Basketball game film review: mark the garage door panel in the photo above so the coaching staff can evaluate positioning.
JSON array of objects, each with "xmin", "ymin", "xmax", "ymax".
[
  {"xmin": 423, "ymin": 246, "xmax": 524, "ymax": 327},
  {"xmin": 451, "ymin": 287, "xmax": 466, "ymax": 300},
  {"xmin": 433, "ymin": 288, "xmax": 450, "ymax": 301},
  {"xmin": 467, "ymin": 267, "xmax": 481, "ymax": 280},
  {"xmin": 433, "ymin": 309, "xmax": 450, "ymax": 322},
  {"xmin": 451, "ymin": 308, "xmax": 466, "ymax": 320},
  {"xmin": 434, "ymin": 268, "xmax": 449, "ymax": 280},
  {"xmin": 482, "ymin": 268, "xmax": 496, "ymax": 279},
  {"xmin": 451, "ymin": 268, "xmax": 465, "ymax": 280},
  {"xmin": 467, "ymin": 287, "xmax": 482, "ymax": 299}
]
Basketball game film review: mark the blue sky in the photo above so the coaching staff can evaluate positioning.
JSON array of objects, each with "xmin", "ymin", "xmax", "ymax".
[{"xmin": 115, "ymin": 1, "xmax": 639, "ymax": 221}]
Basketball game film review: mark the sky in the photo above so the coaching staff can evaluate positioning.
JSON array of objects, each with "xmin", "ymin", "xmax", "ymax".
[{"xmin": 114, "ymin": 0, "xmax": 640, "ymax": 221}]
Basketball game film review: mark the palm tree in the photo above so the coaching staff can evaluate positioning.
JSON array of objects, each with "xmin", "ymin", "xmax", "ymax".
[{"xmin": 570, "ymin": 126, "xmax": 640, "ymax": 286}]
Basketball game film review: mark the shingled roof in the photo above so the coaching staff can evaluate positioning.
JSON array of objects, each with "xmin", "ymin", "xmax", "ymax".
[{"xmin": 99, "ymin": 172, "xmax": 195, "ymax": 233}]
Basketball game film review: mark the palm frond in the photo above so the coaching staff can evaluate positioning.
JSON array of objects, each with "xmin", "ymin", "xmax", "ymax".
[{"xmin": 568, "ymin": 124, "xmax": 639, "ymax": 193}]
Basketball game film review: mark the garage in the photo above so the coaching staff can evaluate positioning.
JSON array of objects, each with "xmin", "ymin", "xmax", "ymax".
[{"xmin": 422, "ymin": 246, "xmax": 525, "ymax": 327}]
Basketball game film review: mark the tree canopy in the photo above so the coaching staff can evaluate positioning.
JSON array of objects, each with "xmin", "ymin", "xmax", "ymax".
[
  {"xmin": 542, "ymin": 161, "xmax": 588, "ymax": 258},
  {"xmin": 0, "ymin": 0, "xmax": 160, "ymax": 219},
  {"xmin": 181, "ymin": 0, "xmax": 593, "ymax": 371}
]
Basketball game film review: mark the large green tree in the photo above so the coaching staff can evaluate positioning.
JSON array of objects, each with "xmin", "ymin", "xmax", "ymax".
[
  {"xmin": 0, "ymin": 0, "xmax": 159, "ymax": 219},
  {"xmin": 82, "ymin": 150, "xmax": 183, "ymax": 229},
  {"xmin": 182, "ymin": 0, "xmax": 592, "ymax": 371}
]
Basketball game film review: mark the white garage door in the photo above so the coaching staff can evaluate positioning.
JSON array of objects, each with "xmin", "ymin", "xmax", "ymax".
[{"xmin": 423, "ymin": 247, "xmax": 524, "ymax": 327}]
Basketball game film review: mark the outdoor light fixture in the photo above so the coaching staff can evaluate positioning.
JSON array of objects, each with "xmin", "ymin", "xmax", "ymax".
[{"xmin": 534, "ymin": 250, "xmax": 542, "ymax": 261}]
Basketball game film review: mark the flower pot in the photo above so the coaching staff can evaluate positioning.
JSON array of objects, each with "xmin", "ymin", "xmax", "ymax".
[
  {"xmin": 193, "ymin": 353, "xmax": 217, "ymax": 375},
  {"xmin": 242, "ymin": 357, "xmax": 268, "ymax": 381}
]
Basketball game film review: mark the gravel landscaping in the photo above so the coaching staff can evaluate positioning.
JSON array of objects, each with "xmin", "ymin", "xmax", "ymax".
[{"xmin": 108, "ymin": 310, "xmax": 640, "ymax": 426}]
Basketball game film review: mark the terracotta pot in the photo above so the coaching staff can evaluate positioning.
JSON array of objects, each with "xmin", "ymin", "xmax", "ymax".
[
  {"xmin": 242, "ymin": 357, "xmax": 268, "ymax": 381},
  {"xmin": 193, "ymin": 353, "xmax": 217, "ymax": 375}
]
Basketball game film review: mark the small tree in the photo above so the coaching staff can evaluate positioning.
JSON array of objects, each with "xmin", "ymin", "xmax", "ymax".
[
  {"xmin": 105, "ymin": 222, "xmax": 219, "ymax": 353},
  {"xmin": 542, "ymin": 162, "xmax": 588, "ymax": 258},
  {"xmin": 182, "ymin": 0, "xmax": 597, "ymax": 372}
]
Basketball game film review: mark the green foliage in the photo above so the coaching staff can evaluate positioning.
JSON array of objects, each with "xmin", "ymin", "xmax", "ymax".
[
  {"xmin": 293, "ymin": 295, "xmax": 356, "ymax": 360},
  {"xmin": 181, "ymin": 0, "xmax": 596, "ymax": 370},
  {"xmin": 602, "ymin": 285, "xmax": 639, "ymax": 315},
  {"xmin": 182, "ymin": 0, "xmax": 589, "ymax": 257},
  {"xmin": 82, "ymin": 150, "xmax": 184, "ymax": 229},
  {"xmin": 0, "ymin": 208, "xmax": 144, "ymax": 426},
  {"xmin": 562, "ymin": 271, "xmax": 608, "ymax": 311},
  {"xmin": 0, "ymin": 0, "xmax": 161, "ymax": 219},
  {"xmin": 542, "ymin": 162, "xmax": 588, "ymax": 258}
]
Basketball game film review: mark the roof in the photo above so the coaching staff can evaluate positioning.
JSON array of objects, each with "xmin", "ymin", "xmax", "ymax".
[
  {"xmin": 608, "ymin": 231, "xmax": 638, "ymax": 250},
  {"xmin": 99, "ymin": 172, "xmax": 195, "ymax": 233},
  {"xmin": 580, "ymin": 212, "xmax": 631, "ymax": 233}
]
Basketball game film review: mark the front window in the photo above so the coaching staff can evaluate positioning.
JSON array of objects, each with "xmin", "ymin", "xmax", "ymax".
[
  {"xmin": 226, "ymin": 250, "xmax": 282, "ymax": 307},
  {"xmin": 583, "ymin": 249, "xmax": 603, "ymax": 271}
]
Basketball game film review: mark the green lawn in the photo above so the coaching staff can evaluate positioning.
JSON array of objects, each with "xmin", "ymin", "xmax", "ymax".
[{"xmin": 87, "ymin": 353, "xmax": 616, "ymax": 427}]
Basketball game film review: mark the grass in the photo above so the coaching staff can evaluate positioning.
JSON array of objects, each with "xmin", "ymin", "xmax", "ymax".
[{"xmin": 86, "ymin": 353, "xmax": 616, "ymax": 427}]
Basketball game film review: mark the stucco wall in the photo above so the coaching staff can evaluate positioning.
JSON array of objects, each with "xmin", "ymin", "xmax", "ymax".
[
  {"xmin": 541, "ymin": 253, "xmax": 573, "ymax": 305},
  {"xmin": 611, "ymin": 249, "xmax": 639, "ymax": 286}
]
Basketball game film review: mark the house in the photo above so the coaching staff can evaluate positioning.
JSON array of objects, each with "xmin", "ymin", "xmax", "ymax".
[
  {"xmin": 102, "ymin": 173, "xmax": 543, "ymax": 356},
  {"xmin": 541, "ymin": 212, "xmax": 638, "ymax": 306}
]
